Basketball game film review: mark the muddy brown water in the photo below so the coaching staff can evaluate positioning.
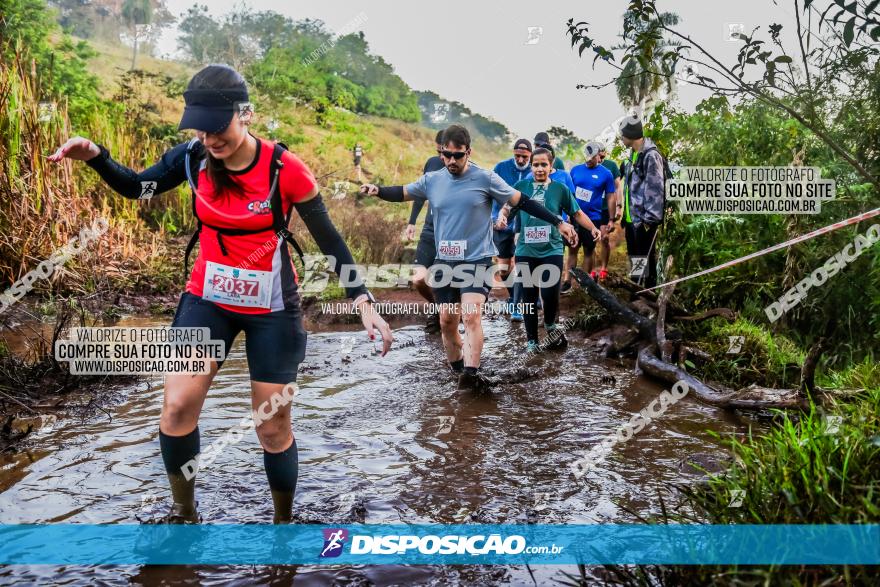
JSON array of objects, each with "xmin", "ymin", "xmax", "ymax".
[{"xmin": 0, "ymin": 311, "xmax": 759, "ymax": 585}]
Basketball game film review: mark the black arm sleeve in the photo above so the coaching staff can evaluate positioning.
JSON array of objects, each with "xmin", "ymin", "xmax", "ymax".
[
  {"xmin": 408, "ymin": 199, "xmax": 425, "ymax": 225},
  {"xmin": 516, "ymin": 194, "xmax": 564, "ymax": 226},
  {"xmin": 85, "ymin": 141, "xmax": 190, "ymax": 200},
  {"xmin": 294, "ymin": 194, "xmax": 368, "ymax": 299},
  {"xmin": 376, "ymin": 185, "xmax": 405, "ymax": 202}
]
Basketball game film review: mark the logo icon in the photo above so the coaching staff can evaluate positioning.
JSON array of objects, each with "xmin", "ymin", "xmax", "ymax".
[
  {"xmin": 139, "ymin": 181, "xmax": 157, "ymax": 200},
  {"xmin": 320, "ymin": 528, "xmax": 348, "ymax": 558},
  {"xmin": 38, "ymin": 101, "xmax": 56, "ymax": 123},
  {"xmin": 340, "ymin": 336, "xmax": 356, "ymax": 354},
  {"xmin": 727, "ymin": 335, "xmax": 745, "ymax": 354},
  {"xmin": 436, "ymin": 416, "xmax": 455, "ymax": 435},
  {"xmin": 332, "ymin": 181, "xmax": 348, "ymax": 200},
  {"xmin": 525, "ymin": 26, "xmax": 543, "ymax": 45},
  {"xmin": 726, "ymin": 23, "xmax": 745, "ymax": 41},
  {"xmin": 824, "ymin": 415, "xmax": 843, "ymax": 435},
  {"xmin": 533, "ymin": 491, "xmax": 550, "ymax": 512},
  {"xmin": 431, "ymin": 102, "xmax": 450, "ymax": 123},
  {"xmin": 728, "ymin": 489, "xmax": 745, "ymax": 508},
  {"xmin": 40, "ymin": 414, "xmax": 57, "ymax": 433},
  {"xmin": 236, "ymin": 102, "xmax": 254, "ymax": 119},
  {"xmin": 629, "ymin": 256, "xmax": 648, "ymax": 279},
  {"xmin": 679, "ymin": 63, "xmax": 700, "ymax": 83}
]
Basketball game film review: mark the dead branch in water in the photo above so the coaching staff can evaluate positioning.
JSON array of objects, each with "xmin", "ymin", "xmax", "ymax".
[{"xmin": 570, "ymin": 268, "xmax": 817, "ymax": 411}]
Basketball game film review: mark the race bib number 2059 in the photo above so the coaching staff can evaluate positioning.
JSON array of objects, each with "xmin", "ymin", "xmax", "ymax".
[
  {"xmin": 438, "ymin": 240, "xmax": 466, "ymax": 260},
  {"xmin": 203, "ymin": 261, "xmax": 273, "ymax": 309}
]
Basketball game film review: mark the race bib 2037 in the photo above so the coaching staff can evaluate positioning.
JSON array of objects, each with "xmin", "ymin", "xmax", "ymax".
[{"xmin": 203, "ymin": 261, "xmax": 273, "ymax": 309}]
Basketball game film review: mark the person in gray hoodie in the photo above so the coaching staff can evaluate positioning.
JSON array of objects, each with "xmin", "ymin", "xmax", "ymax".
[{"xmin": 619, "ymin": 116, "xmax": 666, "ymax": 288}]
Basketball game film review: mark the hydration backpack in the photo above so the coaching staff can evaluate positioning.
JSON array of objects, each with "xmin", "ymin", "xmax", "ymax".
[{"xmin": 182, "ymin": 138, "xmax": 306, "ymax": 281}]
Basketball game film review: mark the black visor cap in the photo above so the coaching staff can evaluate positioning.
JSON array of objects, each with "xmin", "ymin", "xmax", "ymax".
[{"xmin": 179, "ymin": 88, "xmax": 249, "ymax": 134}]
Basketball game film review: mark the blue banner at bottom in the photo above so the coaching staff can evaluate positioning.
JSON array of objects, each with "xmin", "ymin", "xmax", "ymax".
[{"xmin": 0, "ymin": 524, "xmax": 877, "ymax": 565}]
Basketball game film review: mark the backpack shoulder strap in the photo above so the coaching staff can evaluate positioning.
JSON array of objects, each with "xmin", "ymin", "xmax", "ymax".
[
  {"xmin": 184, "ymin": 138, "xmax": 203, "ymax": 191},
  {"xmin": 183, "ymin": 138, "xmax": 205, "ymax": 282},
  {"xmin": 268, "ymin": 142, "xmax": 306, "ymax": 265}
]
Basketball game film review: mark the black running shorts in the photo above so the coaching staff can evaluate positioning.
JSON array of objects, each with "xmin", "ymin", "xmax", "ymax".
[{"xmin": 171, "ymin": 292, "xmax": 307, "ymax": 384}]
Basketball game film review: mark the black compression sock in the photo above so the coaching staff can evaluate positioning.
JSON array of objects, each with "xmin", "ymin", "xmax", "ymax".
[
  {"xmin": 264, "ymin": 439, "xmax": 299, "ymax": 524},
  {"xmin": 159, "ymin": 427, "xmax": 200, "ymax": 515},
  {"xmin": 463, "ymin": 366, "xmax": 478, "ymax": 376},
  {"xmin": 450, "ymin": 359, "xmax": 464, "ymax": 373}
]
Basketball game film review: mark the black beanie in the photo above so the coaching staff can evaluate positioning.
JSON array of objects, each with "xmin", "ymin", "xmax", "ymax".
[{"xmin": 619, "ymin": 116, "xmax": 643, "ymax": 139}]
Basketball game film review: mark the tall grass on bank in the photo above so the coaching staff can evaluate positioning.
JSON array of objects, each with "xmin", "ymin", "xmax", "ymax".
[
  {"xmin": 562, "ymin": 362, "xmax": 880, "ymax": 586},
  {"xmin": 692, "ymin": 361, "xmax": 880, "ymax": 526},
  {"xmin": 0, "ymin": 54, "xmax": 176, "ymax": 296}
]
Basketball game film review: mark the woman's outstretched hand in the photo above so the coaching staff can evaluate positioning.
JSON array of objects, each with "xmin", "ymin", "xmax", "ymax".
[
  {"xmin": 48, "ymin": 137, "xmax": 100, "ymax": 162},
  {"xmin": 357, "ymin": 300, "xmax": 394, "ymax": 357}
]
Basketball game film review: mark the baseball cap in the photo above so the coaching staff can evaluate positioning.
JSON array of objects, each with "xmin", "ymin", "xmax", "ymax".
[
  {"xmin": 618, "ymin": 115, "xmax": 644, "ymax": 140},
  {"xmin": 584, "ymin": 141, "xmax": 603, "ymax": 159}
]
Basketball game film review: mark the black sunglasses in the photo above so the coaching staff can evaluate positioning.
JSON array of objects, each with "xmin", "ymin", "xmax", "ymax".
[{"xmin": 441, "ymin": 150, "xmax": 468, "ymax": 160}]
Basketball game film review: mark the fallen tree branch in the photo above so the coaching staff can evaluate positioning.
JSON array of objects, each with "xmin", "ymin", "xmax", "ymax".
[
  {"xmin": 725, "ymin": 385, "xmax": 811, "ymax": 410},
  {"xmin": 571, "ymin": 268, "xmax": 656, "ymax": 342},
  {"xmin": 637, "ymin": 346, "xmax": 735, "ymax": 405},
  {"xmin": 638, "ymin": 347, "xmax": 811, "ymax": 409},
  {"xmin": 800, "ymin": 337, "xmax": 826, "ymax": 401},
  {"xmin": 572, "ymin": 268, "xmax": 814, "ymax": 410},
  {"xmin": 656, "ymin": 257, "xmax": 676, "ymax": 363},
  {"xmin": 670, "ymin": 308, "xmax": 737, "ymax": 323},
  {"xmin": 679, "ymin": 344, "xmax": 711, "ymax": 365}
]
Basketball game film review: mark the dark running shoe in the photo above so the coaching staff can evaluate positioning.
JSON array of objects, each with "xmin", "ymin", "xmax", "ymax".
[
  {"xmin": 560, "ymin": 281, "xmax": 573, "ymax": 295},
  {"xmin": 544, "ymin": 325, "xmax": 568, "ymax": 351},
  {"xmin": 457, "ymin": 370, "xmax": 492, "ymax": 393}
]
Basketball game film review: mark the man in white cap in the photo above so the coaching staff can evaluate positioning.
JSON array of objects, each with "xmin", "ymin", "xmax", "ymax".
[{"xmin": 562, "ymin": 141, "xmax": 617, "ymax": 290}]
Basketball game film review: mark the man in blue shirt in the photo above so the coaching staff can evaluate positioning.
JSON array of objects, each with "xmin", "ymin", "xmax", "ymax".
[{"xmin": 562, "ymin": 141, "xmax": 617, "ymax": 293}]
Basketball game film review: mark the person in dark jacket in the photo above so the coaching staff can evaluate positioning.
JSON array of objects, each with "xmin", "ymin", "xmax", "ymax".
[{"xmin": 619, "ymin": 116, "xmax": 665, "ymax": 287}]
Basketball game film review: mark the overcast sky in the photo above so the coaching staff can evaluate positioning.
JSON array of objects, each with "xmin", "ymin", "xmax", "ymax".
[{"xmin": 160, "ymin": 0, "xmax": 805, "ymax": 141}]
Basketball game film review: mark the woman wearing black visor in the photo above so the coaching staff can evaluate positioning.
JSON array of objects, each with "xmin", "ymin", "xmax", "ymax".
[{"xmin": 49, "ymin": 64, "xmax": 393, "ymax": 524}]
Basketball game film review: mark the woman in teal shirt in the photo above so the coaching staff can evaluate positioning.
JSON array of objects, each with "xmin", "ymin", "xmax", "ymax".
[{"xmin": 497, "ymin": 148, "xmax": 600, "ymax": 351}]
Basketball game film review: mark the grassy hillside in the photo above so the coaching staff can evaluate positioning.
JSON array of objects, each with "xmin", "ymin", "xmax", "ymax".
[{"xmin": 86, "ymin": 38, "xmax": 510, "ymax": 184}]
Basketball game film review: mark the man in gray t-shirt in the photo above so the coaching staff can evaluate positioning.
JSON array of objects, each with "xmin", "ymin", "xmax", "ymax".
[
  {"xmin": 360, "ymin": 124, "xmax": 576, "ymax": 392},
  {"xmin": 404, "ymin": 163, "xmax": 515, "ymax": 261}
]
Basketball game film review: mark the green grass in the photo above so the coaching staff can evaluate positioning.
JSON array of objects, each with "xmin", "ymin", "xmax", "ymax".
[
  {"xmin": 682, "ymin": 317, "xmax": 806, "ymax": 389},
  {"xmin": 693, "ymin": 390, "xmax": 880, "ymax": 525}
]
